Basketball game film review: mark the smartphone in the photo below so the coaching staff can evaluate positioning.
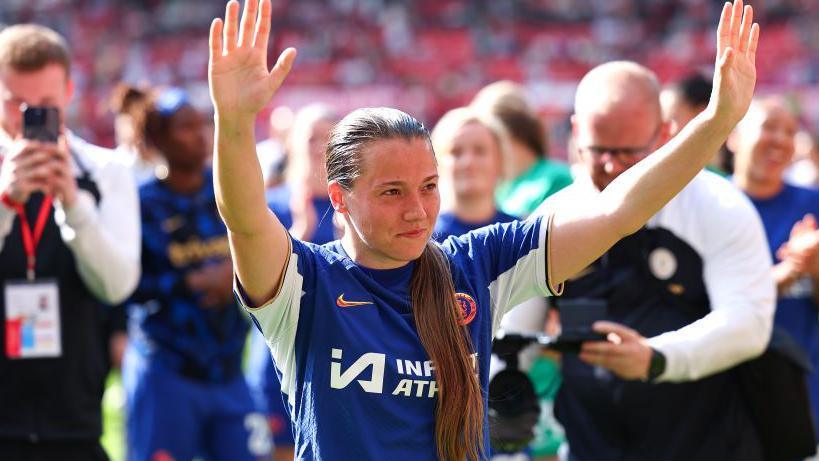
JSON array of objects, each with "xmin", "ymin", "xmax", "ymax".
[
  {"xmin": 22, "ymin": 106, "xmax": 60, "ymax": 143},
  {"xmin": 547, "ymin": 298, "xmax": 608, "ymax": 353}
]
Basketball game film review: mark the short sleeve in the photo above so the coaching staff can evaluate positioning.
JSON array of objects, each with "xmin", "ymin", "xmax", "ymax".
[
  {"xmin": 442, "ymin": 214, "xmax": 562, "ymax": 335},
  {"xmin": 234, "ymin": 236, "xmax": 317, "ymax": 405}
]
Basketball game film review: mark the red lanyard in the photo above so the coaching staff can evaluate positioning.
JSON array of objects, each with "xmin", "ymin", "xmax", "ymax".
[{"xmin": 7, "ymin": 196, "xmax": 53, "ymax": 281}]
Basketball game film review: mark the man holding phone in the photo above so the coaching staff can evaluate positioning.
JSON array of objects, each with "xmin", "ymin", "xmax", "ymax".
[
  {"xmin": 0, "ymin": 24, "xmax": 140, "ymax": 459},
  {"xmin": 531, "ymin": 61, "xmax": 775, "ymax": 460}
]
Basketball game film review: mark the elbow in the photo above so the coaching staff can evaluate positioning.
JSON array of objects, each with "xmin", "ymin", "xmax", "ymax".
[
  {"xmin": 737, "ymin": 303, "xmax": 775, "ymax": 363},
  {"xmin": 101, "ymin": 263, "xmax": 141, "ymax": 305},
  {"xmin": 215, "ymin": 200, "xmax": 270, "ymax": 236},
  {"xmin": 603, "ymin": 201, "xmax": 643, "ymax": 240}
]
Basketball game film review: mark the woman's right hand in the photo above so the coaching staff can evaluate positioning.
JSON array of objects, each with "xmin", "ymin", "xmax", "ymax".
[{"xmin": 208, "ymin": 0, "xmax": 296, "ymax": 121}]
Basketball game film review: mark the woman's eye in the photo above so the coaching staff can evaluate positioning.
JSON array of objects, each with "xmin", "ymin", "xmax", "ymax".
[{"xmin": 423, "ymin": 183, "xmax": 437, "ymax": 191}]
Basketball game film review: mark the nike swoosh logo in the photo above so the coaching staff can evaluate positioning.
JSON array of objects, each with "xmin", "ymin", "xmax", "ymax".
[{"xmin": 336, "ymin": 294, "xmax": 374, "ymax": 308}]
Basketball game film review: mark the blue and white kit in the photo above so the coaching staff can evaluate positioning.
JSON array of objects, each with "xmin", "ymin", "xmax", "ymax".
[{"xmin": 237, "ymin": 215, "xmax": 561, "ymax": 460}]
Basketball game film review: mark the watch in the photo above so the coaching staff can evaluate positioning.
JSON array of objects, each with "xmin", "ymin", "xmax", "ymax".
[{"xmin": 646, "ymin": 348, "xmax": 666, "ymax": 382}]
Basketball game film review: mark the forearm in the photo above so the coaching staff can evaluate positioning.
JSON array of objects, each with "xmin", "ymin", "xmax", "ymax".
[
  {"xmin": 60, "ymin": 194, "xmax": 141, "ymax": 304},
  {"xmin": 648, "ymin": 303, "xmax": 771, "ymax": 382},
  {"xmin": 550, "ymin": 114, "xmax": 735, "ymax": 284},
  {"xmin": 603, "ymin": 110, "xmax": 733, "ymax": 237},
  {"xmin": 213, "ymin": 116, "xmax": 272, "ymax": 235}
]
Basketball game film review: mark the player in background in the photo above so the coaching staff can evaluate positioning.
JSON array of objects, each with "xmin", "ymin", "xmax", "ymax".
[{"xmin": 122, "ymin": 88, "xmax": 270, "ymax": 461}]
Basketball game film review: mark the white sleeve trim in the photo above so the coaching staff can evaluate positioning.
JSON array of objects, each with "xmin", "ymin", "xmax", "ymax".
[
  {"xmin": 235, "ymin": 238, "xmax": 303, "ymax": 408},
  {"xmin": 489, "ymin": 215, "xmax": 560, "ymax": 337}
]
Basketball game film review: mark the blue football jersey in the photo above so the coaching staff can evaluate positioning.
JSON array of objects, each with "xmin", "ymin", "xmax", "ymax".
[
  {"xmin": 129, "ymin": 169, "xmax": 249, "ymax": 382},
  {"xmin": 238, "ymin": 215, "xmax": 560, "ymax": 460},
  {"xmin": 433, "ymin": 210, "xmax": 518, "ymax": 242},
  {"xmin": 747, "ymin": 183, "xmax": 819, "ymax": 436}
]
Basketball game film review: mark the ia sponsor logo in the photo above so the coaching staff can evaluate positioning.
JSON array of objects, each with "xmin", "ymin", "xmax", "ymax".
[{"xmin": 329, "ymin": 348, "xmax": 477, "ymax": 398}]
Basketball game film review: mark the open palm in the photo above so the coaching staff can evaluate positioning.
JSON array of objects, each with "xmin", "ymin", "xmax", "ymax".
[
  {"xmin": 208, "ymin": 0, "xmax": 296, "ymax": 120},
  {"xmin": 710, "ymin": 0, "xmax": 760, "ymax": 126}
]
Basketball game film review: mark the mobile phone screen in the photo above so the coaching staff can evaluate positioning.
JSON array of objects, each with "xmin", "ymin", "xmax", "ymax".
[
  {"xmin": 558, "ymin": 298, "xmax": 607, "ymax": 330},
  {"xmin": 22, "ymin": 106, "xmax": 60, "ymax": 143}
]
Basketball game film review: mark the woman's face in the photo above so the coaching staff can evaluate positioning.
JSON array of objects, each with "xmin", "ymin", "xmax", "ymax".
[
  {"xmin": 439, "ymin": 121, "xmax": 502, "ymax": 201},
  {"xmin": 304, "ymin": 119, "xmax": 334, "ymax": 173},
  {"xmin": 162, "ymin": 105, "xmax": 208, "ymax": 169},
  {"xmin": 734, "ymin": 101, "xmax": 798, "ymax": 187},
  {"xmin": 338, "ymin": 137, "xmax": 440, "ymax": 269}
]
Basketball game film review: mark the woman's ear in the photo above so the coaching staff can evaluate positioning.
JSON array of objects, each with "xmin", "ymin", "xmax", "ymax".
[{"xmin": 328, "ymin": 181, "xmax": 347, "ymax": 213}]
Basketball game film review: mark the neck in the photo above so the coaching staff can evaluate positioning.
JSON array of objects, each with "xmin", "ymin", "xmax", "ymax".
[
  {"xmin": 504, "ymin": 140, "xmax": 539, "ymax": 180},
  {"xmin": 164, "ymin": 166, "xmax": 204, "ymax": 194},
  {"xmin": 450, "ymin": 194, "xmax": 497, "ymax": 224},
  {"xmin": 733, "ymin": 173, "xmax": 783, "ymax": 200}
]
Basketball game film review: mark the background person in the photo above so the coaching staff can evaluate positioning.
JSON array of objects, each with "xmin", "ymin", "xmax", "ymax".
[
  {"xmin": 430, "ymin": 106, "xmax": 516, "ymax": 240},
  {"xmin": 730, "ymin": 96, "xmax": 819, "ymax": 440},
  {"xmin": 533, "ymin": 60, "xmax": 774, "ymax": 461},
  {"xmin": 122, "ymin": 88, "xmax": 270, "ymax": 461},
  {"xmin": 471, "ymin": 80, "xmax": 573, "ymax": 218},
  {"xmin": 0, "ymin": 24, "xmax": 140, "ymax": 460}
]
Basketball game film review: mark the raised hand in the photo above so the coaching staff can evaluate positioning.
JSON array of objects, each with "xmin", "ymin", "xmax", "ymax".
[
  {"xmin": 709, "ymin": 0, "xmax": 760, "ymax": 126},
  {"xmin": 208, "ymin": 0, "xmax": 297, "ymax": 121}
]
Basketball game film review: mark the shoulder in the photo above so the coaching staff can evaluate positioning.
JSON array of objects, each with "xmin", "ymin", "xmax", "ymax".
[
  {"xmin": 529, "ymin": 181, "xmax": 589, "ymax": 219},
  {"xmin": 68, "ymin": 133, "xmax": 130, "ymax": 175},
  {"xmin": 784, "ymin": 183, "xmax": 819, "ymax": 211},
  {"xmin": 667, "ymin": 171, "xmax": 758, "ymax": 221},
  {"xmin": 495, "ymin": 210, "xmax": 518, "ymax": 223},
  {"xmin": 540, "ymin": 158, "xmax": 572, "ymax": 174},
  {"xmin": 654, "ymin": 172, "xmax": 765, "ymax": 253},
  {"xmin": 138, "ymin": 178, "xmax": 165, "ymax": 200}
]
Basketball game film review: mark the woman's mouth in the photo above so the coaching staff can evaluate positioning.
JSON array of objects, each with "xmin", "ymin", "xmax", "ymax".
[{"xmin": 398, "ymin": 229, "xmax": 427, "ymax": 238}]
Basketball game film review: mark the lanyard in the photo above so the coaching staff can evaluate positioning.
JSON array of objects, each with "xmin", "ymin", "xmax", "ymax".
[{"xmin": 8, "ymin": 195, "xmax": 53, "ymax": 281}]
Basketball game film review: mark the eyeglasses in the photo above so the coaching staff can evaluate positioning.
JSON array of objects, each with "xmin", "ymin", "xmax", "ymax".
[{"xmin": 577, "ymin": 126, "xmax": 662, "ymax": 163}]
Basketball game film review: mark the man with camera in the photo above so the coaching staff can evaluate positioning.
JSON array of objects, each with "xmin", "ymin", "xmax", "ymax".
[
  {"xmin": 532, "ymin": 61, "xmax": 775, "ymax": 460},
  {"xmin": 0, "ymin": 24, "xmax": 140, "ymax": 459}
]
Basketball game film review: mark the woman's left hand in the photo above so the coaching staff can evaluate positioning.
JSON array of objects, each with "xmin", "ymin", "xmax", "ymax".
[{"xmin": 707, "ymin": 0, "xmax": 760, "ymax": 128}]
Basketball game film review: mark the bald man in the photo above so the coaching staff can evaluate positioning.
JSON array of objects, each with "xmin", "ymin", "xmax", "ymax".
[{"xmin": 532, "ymin": 62, "xmax": 774, "ymax": 460}]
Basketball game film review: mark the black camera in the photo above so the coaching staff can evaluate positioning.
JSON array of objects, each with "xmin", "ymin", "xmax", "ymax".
[{"xmin": 22, "ymin": 105, "xmax": 60, "ymax": 143}]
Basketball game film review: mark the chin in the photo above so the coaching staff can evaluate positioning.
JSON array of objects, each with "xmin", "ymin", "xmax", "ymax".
[{"xmin": 389, "ymin": 240, "xmax": 429, "ymax": 262}]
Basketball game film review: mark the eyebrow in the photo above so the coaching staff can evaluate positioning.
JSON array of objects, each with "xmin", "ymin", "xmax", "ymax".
[{"xmin": 376, "ymin": 175, "xmax": 439, "ymax": 188}]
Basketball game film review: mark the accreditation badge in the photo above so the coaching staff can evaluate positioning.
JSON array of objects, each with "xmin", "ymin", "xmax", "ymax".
[{"xmin": 4, "ymin": 279, "xmax": 61, "ymax": 359}]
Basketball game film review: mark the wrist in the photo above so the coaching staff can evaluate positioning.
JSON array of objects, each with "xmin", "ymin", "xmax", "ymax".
[
  {"xmin": 0, "ymin": 191, "xmax": 22, "ymax": 210},
  {"xmin": 215, "ymin": 113, "xmax": 256, "ymax": 133},
  {"xmin": 645, "ymin": 348, "xmax": 667, "ymax": 383},
  {"xmin": 699, "ymin": 105, "xmax": 736, "ymax": 139}
]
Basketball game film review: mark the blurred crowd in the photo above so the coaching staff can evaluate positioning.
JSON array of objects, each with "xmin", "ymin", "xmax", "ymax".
[
  {"xmin": 2, "ymin": 0, "xmax": 819, "ymax": 155},
  {"xmin": 2, "ymin": 2, "xmax": 819, "ymax": 461}
]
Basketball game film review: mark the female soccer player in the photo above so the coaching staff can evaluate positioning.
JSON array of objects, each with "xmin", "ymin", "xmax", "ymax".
[
  {"xmin": 122, "ymin": 88, "xmax": 269, "ymax": 461},
  {"xmin": 208, "ymin": 0, "xmax": 759, "ymax": 459},
  {"xmin": 247, "ymin": 104, "xmax": 339, "ymax": 460},
  {"xmin": 430, "ymin": 107, "xmax": 516, "ymax": 241}
]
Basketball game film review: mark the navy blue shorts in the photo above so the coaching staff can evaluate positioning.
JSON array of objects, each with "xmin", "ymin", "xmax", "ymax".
[{"xmin": 123, "ymin": 346, "xmax": 271, "ymax": 461}]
